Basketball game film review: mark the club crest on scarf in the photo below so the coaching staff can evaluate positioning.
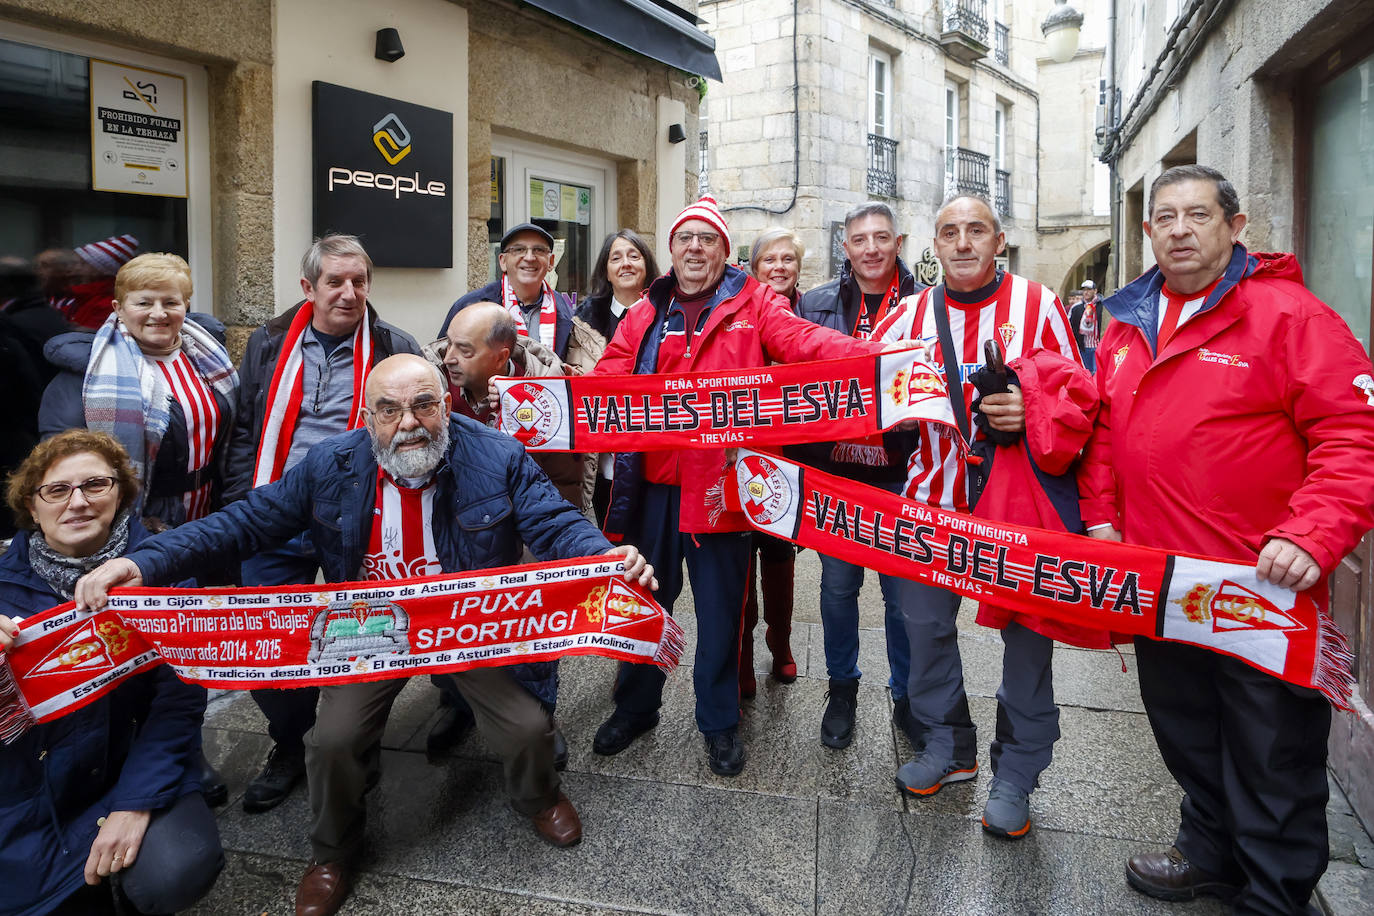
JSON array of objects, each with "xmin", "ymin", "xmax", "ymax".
[
  {"xmin": 502, "ymin": 381, "xmax": 565, "ymax": 447},
  {"xmin": 1353, "ymin": 373, "xmax": 1374, "ymax": 406},
  {"xmin": 25, "ymin": 618, "xmax": 135, "ymax": 680},
  {"xmin": 738, "ymin": 453, "xmax": 794, "ymax": 526},
  {"xmin": 1175, "ymin": 581, "xmax": 1307, "ymax": 633}
]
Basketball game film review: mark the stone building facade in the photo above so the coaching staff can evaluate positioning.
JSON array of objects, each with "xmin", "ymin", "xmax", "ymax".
[
  {"xmin": 1102, "ymin": 0, "xmax": 1374, "ymax": 826},
  {"xmin": 0, "ymin": 0, "xmax": 707, "ymax": 348},
  {"xmin": 698, "ymin": 0, "xmax": 1107, "ymax": 298}
]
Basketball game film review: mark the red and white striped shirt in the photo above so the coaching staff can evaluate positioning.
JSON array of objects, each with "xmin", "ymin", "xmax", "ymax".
[
  {"xmin": 151, "ymin": 350, "xmax": 223, "ymax": 521},
  {"xmin": 363, "ymin": 471, "xmax": 444, "ymax": 581},
  {"xmin": 875, "ymin": 272, "xmax": 1081, "ymax": 510}
]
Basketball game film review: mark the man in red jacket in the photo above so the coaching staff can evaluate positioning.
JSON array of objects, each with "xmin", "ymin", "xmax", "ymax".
[
  {"xmin": 590, "ymin": 197, "xmax": 909, "ymax": 776},
  {"xmin": 1080, "ymin": 165, "xmax": 1374, "ymax": 915}
]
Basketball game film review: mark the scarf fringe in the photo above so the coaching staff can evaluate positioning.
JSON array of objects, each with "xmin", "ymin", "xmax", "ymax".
[
  {"xmin": 1315, "ymin": 613, "xmax": 1356, "ymax": 711},
  {"xmin": 0, "ymin": 660, "xmax": 37, "ymax": 743},
  {"xmin": 705, "ymin": 475, "xmax": 727, "ymax": 527},
  {"xmin": 652, "ymin": 616, "xmax": 686, "ymax": 671},
  {"xmin": 829, "ymin": 442, "xmax": 891, "ymax": 467}
]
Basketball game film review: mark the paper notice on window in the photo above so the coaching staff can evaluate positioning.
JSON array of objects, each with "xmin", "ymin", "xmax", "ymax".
[{"xmin": 89, "ymin": 59, "xmax": 188, "ymax": 198}]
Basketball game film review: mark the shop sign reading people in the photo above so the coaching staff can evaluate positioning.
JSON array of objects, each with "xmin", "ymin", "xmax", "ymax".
[
  {"xmin": 89, "ymin": 60, "xmax": 188, "ymax": 198},
  {"xmin": 311, "ymin": 81, "xmax": 453, "ymax": 268}
]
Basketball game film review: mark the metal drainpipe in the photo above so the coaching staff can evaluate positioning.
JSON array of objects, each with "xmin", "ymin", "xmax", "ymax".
[{"xmin": 1105, "ymin": 0, "xmax": 1120, "ymax": 290}]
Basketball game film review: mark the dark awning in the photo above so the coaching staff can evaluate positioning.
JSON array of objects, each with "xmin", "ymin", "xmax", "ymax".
[{"xmin": 520, "ymin": 0, "xmax": 722, "ymax": 81}]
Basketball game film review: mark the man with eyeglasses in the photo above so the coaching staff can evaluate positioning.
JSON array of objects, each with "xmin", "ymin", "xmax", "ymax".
[
  {"xmin": 221, "ymin": 235, "xmax": 420, "ymax": 815},
  {"xmin": 76, "ymin": 354, "xmax": 656, "ymax": 916},
  {"xmin": 590, "ymin": 197, "xmax": 916, "ymax": 775},
  {"xmin": 440, "ymin": 223, "xmax": 575, "ymax": 363}
]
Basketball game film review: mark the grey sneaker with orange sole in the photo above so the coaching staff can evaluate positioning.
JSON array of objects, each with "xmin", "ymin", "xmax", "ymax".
[
  {"xmin": 981, "ymin": 777, "xmax": 1031, "ymax": 838},
  {"xmin": 895, "ymin": 752, "xmax": 978, "ymax": 797}
]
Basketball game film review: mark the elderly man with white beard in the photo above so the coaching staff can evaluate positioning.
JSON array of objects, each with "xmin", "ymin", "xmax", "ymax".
[{"xmin": 74, "ymin": 354, "xmax": 656, "ymax": 916}]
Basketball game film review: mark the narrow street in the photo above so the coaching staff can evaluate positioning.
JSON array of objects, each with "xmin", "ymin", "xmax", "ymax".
[{"xmin": 191, "ymin": 553, "xmax": 1374, "ymax": 914}]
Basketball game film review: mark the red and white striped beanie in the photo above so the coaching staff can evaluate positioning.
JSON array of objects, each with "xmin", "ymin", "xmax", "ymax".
[
  {"xmin": 669, "ymin": 197, "xmax": 731, "ymax": 253},
  {"xmin": 75, "ymin": 234, "xmax": 140, "ymax": 275}
]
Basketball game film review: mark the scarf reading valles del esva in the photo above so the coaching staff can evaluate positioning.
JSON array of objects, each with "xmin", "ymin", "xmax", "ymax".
[
  {"xmin": 493, "ymin": 349, "xmax": 1355, "ymax": 709},
  {"xmin": 0, "ymin": 558, "xmax": 678, "ymax": 742}
]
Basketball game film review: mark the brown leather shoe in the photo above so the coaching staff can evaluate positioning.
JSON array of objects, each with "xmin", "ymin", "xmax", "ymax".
[
  {"xmin": 530, "ymin": 791, "xmax": 582, "ymax": 847},
  {"xmin": 295, "ymin": 860, "xmax": 354, "ymax": 916},
  {"xmin": 1125, "ymin": 847, "xmax": 1240, "ymax": 902}
]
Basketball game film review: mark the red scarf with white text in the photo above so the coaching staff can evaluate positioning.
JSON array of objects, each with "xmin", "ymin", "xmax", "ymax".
[{"xmin": 252, "ymin": 305, "xmax": 373, "ymax": 487}]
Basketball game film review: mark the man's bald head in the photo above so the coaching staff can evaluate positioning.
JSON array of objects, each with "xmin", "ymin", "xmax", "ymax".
[
  {"xmin": 365, "ymin": 353, "xmax": 447, "ymax": 405},
  {"xmin": 443, "ymin": 303, "xmax": 516, "ymax": 399}
]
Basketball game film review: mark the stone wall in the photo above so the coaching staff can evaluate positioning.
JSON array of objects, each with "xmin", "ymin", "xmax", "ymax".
[{"xmin": 463, "ymin": 0, "xmax": 699, "ymax": 292}]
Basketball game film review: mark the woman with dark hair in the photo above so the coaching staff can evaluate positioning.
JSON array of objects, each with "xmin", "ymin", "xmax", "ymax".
[
  {"xmin": 577, "ymin": 230, "xmax": 659, "ymax": 524},
  {"xmin": 0, "ymin": 430, "xmax": 223, "ymax": 916},
  {"xmin": 576, "ymin": 230, "xmax": 659, "ymax": 345},
  {"xmin": 737, "ymin": 228, "xmax": 806, "ymax": 697}
]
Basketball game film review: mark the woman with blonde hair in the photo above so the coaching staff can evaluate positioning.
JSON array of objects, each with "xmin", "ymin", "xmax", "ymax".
[{"xmin": 737, "ymin": 227, "xmax": 807, "ymax": 696}]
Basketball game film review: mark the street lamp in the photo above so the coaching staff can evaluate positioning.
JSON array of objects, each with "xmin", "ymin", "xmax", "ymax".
[{"xmin": 1041, "ymin": 0, "xmax": 1085, "ymax": 63}]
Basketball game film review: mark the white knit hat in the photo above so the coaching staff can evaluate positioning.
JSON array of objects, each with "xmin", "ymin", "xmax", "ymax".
[
  {"xmin": 670, "ymin": 197, "xmax": 731, "ymax": 253},
  {"xmin": 74, "ymin": 234, "xmax": 139, "ymax": 275}
]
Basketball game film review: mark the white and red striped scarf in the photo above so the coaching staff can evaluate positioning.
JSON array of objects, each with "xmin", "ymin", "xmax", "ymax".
[
  {"xmin": 363, "ymin": 470, "xmax": 443, "ymax": 581},
  {"xmin": 501, "ymin": 275, "xmax": 558, "ymax": 351},
  {"xmin": 152, "ymin": 351, "xmax": 223, "ymax": 520},
  {"xmin": 874, "ymin": 272, "xmax": 1080, "ymax": 511},
  {"xmin": 252, "ymin": 305, "xmax": 373, "ymax": 488}
]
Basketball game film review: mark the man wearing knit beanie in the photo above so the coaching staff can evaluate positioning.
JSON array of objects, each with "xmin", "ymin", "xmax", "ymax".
[
  {"xmin": 58, "ymin": 234, "xmax": 141, "ymax": 329},
  {"xmin": 588, "ymin": 197, "xmax": 915, "ymax": 776}
]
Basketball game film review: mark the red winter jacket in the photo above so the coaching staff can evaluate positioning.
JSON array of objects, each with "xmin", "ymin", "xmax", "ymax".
[
  {"xmin": 595, "ymin": 265, "xmax": 884, "ymax": 534},
  {"xmin": 1079, "ymin": 246, "xmax": 1374, "ymax": 586},
  {"xmin": 972, "ymin": 349, "xmax": 1113, "ymax": 648}
]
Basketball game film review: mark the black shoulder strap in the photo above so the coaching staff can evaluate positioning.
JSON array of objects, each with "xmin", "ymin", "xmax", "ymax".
[{"xmin": 931, "ymin": 284, "xmax": 971, "ymax": 444}]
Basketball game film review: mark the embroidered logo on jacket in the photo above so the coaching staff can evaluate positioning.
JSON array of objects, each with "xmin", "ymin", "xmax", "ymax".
[
  {"xmin": 725, "ymin": 320, "xmax": 755, "ymax": 332},
  {"xmin": 1114, "ymin": 345, "xmax": 1129, "ymax": 368},
  {"xmin": 1353, "ymin": 374, "xmax": 1374, "ymax": 406},
  {"xmin": 1196, "ymin": 347, "xmax": 1249, "ymax": 368}
]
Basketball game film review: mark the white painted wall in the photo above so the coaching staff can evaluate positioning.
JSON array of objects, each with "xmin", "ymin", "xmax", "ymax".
[{"xmin": 273, "ymin": 0, "xmax": 468, "ymax": 344}]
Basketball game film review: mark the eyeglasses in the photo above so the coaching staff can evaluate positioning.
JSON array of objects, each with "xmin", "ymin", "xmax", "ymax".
[
  {"xmin": 34, "ymin": 476, "xmax": 117, "ymax": 504},
  {"xmin": 503, "ymin": 245, "xmax": 553, "ymax": 258},
  {"xmin": 369, "ymin": 400, "xmax": 446, "ymax": 424},
  {"xmin": 672, "ymin": 231, "xmax": 721, "ymax": 249}
]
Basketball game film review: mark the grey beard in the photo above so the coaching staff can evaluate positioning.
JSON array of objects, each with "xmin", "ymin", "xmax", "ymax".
[{"xmin": 372, "ymin": 421, "xmax": 449, "ymax": 479}]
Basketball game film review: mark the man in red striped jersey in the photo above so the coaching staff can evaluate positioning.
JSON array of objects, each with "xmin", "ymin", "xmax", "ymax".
[{"xmin": 875, "ymin": 194, "xmax": 1081, "ymax": 838}]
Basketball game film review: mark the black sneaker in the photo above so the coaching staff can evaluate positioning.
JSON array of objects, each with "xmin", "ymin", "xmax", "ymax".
[
  {"xmin": 592, "ymin": 712, "xmax": 659, "ymax": 756},
  {"xmin": 821, "ymin": 679, "xmax": 859, "ymax": 749},
  {"xmin": 242, "ymin": 744, "xmax": 305, "ymax": 813},
  {"xmin": 705, "ymin": 730, "xmax": 746, "ymax": 777},
  {"xmin": 426, "ymin": 705, "xmax": 476, "ymax": 757},
  {"xmin": 198, "ymin": 751, "xmax": 228, "ymax": 807}
]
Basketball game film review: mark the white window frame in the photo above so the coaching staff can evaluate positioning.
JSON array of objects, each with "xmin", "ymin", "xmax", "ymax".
[
  {"xmin": 489, "ymin": 135, "xmax": 617, "ymax": 287},
  {"xmin": 0, "ymin": 18, "xmax": 214, "ymax": 312},
  {"xmin": 944, "ymin": 81, "xmax": 960, "ymax": 189},
  {"xmin": 994, "ymin": 101, "xmax": 1009, "ymax": 171},
  {"xmin": 869, "ymin": 49, "xmax": 892, "ymax": 138}
]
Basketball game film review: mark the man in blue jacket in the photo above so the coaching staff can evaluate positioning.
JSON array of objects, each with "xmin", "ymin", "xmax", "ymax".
[{"xmin": 76, "ymin": 354, "xmax": 654, "ymax": 916}]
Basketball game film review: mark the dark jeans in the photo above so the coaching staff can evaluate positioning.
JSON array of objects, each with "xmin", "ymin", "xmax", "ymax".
[
  {"xmin": 611, "ymin": 483, "xmax": 751, "ymax": 735},
  {"xmin": 1135, "ymin": 636, "xmax": 1331, "ymax": 916},
  {"xmin": 241, "ymin": 532, "xmax": 320, "ymax": 750},
  {"xmin": 52, "ymin": 793, "xmax": 224, "ymax": 915}
]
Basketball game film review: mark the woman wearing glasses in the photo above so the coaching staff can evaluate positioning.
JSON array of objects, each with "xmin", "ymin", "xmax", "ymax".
[
  {"xmin": 0, "ymin": 430, "xmax": 224, "ymax": 916},
  {"xmin": 38, "ymin": 253, "xmax": 238, "ymax": 530}
]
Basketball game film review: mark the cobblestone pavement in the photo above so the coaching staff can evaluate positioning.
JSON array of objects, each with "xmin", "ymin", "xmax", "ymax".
[{"xmin": 189, "ymin": 552, "xmax": 1374, "ymax": 915}]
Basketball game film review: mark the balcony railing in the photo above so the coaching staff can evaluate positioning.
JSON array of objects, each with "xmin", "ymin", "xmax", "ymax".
[
  {"xmin": 867, "ymin": 133, "xmax": 898, "ymax": 198},
  {"xmin": 943, "ymin": 0, "xmax": 989, "ymax": 46},
  {"xmin": 994, "ymin": 21, "xmax": 1010, "ymax": 66},
  {"xmin": 995, "ymin": 168, "xmax": 1010, "ymax": 217},
  {"xmin": 944, "ymin": 147, "xmax": 990, "ymax": 198}
]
